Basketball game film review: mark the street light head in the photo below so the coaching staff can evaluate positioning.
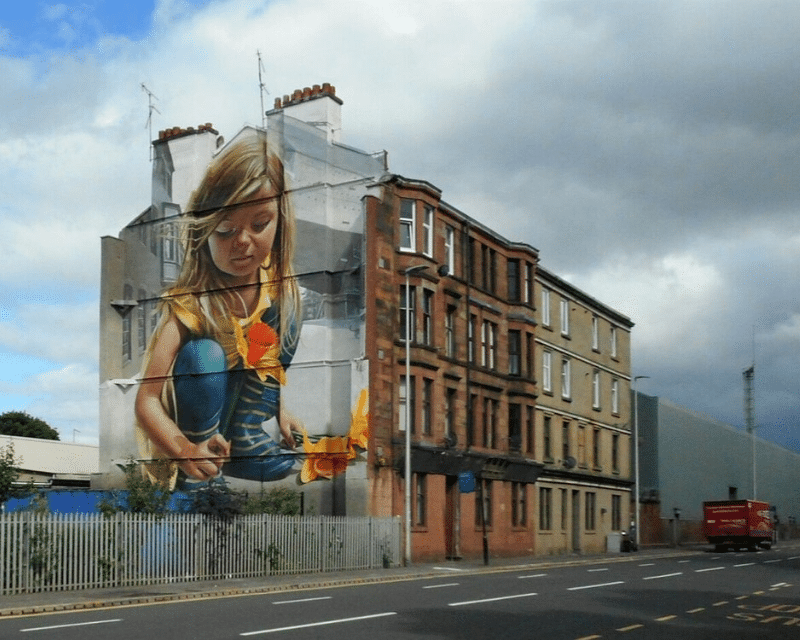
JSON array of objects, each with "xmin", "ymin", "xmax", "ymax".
[{"xmin": 404, "ymin": 264, "xmax": 429, "ymax": 276}]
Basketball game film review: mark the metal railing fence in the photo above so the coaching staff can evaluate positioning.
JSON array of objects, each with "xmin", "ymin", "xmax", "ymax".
[{"xmin": 0, "ymin": 512, "xmax": 400, "ymax": 595}]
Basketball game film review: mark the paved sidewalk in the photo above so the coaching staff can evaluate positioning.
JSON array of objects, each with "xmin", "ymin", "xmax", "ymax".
[{"xmin": 0, "ymin": 546, "xmax": 703, "ymax": 618}]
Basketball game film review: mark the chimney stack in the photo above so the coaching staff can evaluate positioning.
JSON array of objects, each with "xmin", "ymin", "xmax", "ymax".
[{"xmin": 267, "ymin": 82, "xmax": 343, "ymax": 143}]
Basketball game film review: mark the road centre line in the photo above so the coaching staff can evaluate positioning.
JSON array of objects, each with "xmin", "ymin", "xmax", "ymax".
[
  {"xmin": 272, "ymin": 596, "xmax": 332, "ymax": 605},
  {"xmin": 642, "ymin": 572, "xmax": 682, "ymax": 581},
  {"xmin": 240, "ymin": 612, "xmax": 397, "ymax": 636},
  {"xmin": 695, "ymin": 566, "xmax": 725, "ymax": 573},
  {"xmin": 433, "ymin": 566, "xmax": 465, "ymax": 572},
  {"xmin": 616, "ymin": 624, "xmax": 644, "ymax": 632},
  {"xmin": 734, "ymin": 562, "xmax": 755, "ymax": 567},
  {"xmin": 567, "ymin": 581, "xmax": 625, "ymax": 591},
  {"xmin": 518, "ymin": 573, "xmax": 547, "ymax": 579},
  {"xmin": 677, "ymin": 560, "xmax": 690, "ymax": 563},
  {"xmin": 687, "ymin": 608, "xmax": 705, "ymax": 613},
  {"xmin": 587, "ymin": 568, "xmax": 608, "ymax": 572},
  {"xmin": 763, "ymin": 559, "xmax": 782, "ymax": 563},
  {"xmin": 655, "ymin": 615, "xmax": 677, "ymax": 622},
  {"xmin": 423, "ymin": 583, "xmax": 459, "ymax": 589},
  {"xmin": 638, "ymin": 563, "xmax": 655, "ymax": 566},
  {"xmin": 449, "ymin": 592, "xmax": 538, "ymax": 607},
  {"xmin": 712, "ymin": 601, "xmax": 728, "ymax": 607},
  {"xmin": 21, "ymin": 619, "xmax": 122, "ymax": 633}
]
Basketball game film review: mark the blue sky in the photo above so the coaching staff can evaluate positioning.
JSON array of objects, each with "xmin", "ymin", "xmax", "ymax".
[
  {"xmin": 1, "ymin": 1, "xmax": 155, "ymax": 54},
  {"xmin": 0, "ymin": 0, "xmax": 798, "ymax": 452}
]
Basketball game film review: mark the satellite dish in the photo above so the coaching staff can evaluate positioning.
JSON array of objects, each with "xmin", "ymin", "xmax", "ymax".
[{"xmin": 564, "ymin": 456, "xmax": 577, "ymax": 469}]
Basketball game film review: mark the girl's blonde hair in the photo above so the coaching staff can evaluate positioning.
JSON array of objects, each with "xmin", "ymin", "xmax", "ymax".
[{"xmin": 164, "ymin": 131, "xmax": 300, "ymax": 350}]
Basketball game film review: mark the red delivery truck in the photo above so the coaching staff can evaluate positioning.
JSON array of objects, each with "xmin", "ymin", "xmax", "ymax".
[{"xmin": 703, "ymin": 500, "xmax": 773, "ymax": 552}]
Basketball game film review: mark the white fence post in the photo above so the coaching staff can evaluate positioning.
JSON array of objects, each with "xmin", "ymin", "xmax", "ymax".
[{"xmin": 0, "ymin": 512, "xmax": 400, "ymax": 595}]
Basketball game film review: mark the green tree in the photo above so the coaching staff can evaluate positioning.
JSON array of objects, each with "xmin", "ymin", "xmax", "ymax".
[
  {"xmin": 0, "ymin": 443, "xmax": 21, "ymax": 505},
  {"xmin": 0, "ymin": 411, "xmax": 59, "ymax": 440},
  {"xmin": 98, "ymin": 460, "xmax": 171, "ymax": 517},
  {"xmin": 190, "ymin": 479, "xmax": 246, "ymax": 519},
  {"xmin": 244, "ymin": 486, "xmax": 302, "ymax": 515}
]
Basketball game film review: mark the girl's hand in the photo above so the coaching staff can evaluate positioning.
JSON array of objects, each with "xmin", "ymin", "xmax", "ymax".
[
  {"xmin": 278, "ymin": 407, "xmax": 303, "ymax": 449},
  {"xmin": 175, "ymin": 434, "xmax": 231, "ymax": 480}
]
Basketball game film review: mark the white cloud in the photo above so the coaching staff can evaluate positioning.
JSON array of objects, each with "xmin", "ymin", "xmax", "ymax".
[
  {"xmin": 574, "ymin": 251, "xmax": 723, "ymax": 363},
  {"xmin": 0, "ymin": 300, "xmax": 98, "ymax": 363},
  {"xmin": 0, "ymin": 0, "xmax": 798, "ymax": 447},
  {"xmin": 24, "ymin": 363, "xmax": 99, "ymax": 443}
]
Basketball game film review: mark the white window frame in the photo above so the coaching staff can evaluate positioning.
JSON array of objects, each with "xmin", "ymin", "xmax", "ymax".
[
  {"xmin": 444, "ymin": 225, "xmax": 455, "ymax": 275},
  {"xmin": 400, "ymin": 199, "xmax": 415, "ymax": 252},
  {"xmin": 445, "ymin": 305, "xmax": 455, "ymax": 358},
  {"xmin": 611, "ymin": 379, "xmax": 619, "ymax": 414},
  {"xmin": 422, "ymin": 205, "xmax": 433, "ymax": 257},
  {"xmin": 592, "ymin": 316, "xmax": 599, "ymax": 351},
  {"xmin": 561, "ymin": 358, "xmax": 571, "ymax": 399},
  {"xmin": 542, "ymin": 351, "xmax": 552, "ymax": 392},
  {"xmin": 524, "ymin": 262, "xmax": 532, "ymax": 304},
  {"xmin": 481, "ymin": 320, "xmax": 488, "ymax": 368},
  {"xmin": 541, "ymin": 288, "xmax": 551, "ymax": 327},
  {"xmin": 560, "ymin": 298, "xmax": 570, "ymax": 336},
  {"xmin": 400, "ymin": 285, "xmax": 416, "ymax": 341},
  {"xmin": 399, "ymin": 375, "xmax": 416, "ymax": 433},
  {"xmin": 489, "ymin": 322, "xmax": 497, "ymax": 370},
  {"xmin": 468, "ymin": 314, "xmax": 476, "ymax": 363},
  {"xmin": 592, "ymin": 370, "xmax": 601, "ymax": 409},
  {"xmin": 422, "ymin": 289, "xmax": 433, "ymax": 345}
]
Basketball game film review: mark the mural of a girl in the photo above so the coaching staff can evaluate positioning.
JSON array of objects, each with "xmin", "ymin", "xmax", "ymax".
[{"xmin": 135, "ymin": 131, "xmax": 303, "ymax": 488}]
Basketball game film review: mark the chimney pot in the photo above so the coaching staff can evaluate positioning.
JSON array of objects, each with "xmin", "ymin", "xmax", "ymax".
[{"xmin": 274, "ymin": 97, "xmax": 282, "ymax": 109}]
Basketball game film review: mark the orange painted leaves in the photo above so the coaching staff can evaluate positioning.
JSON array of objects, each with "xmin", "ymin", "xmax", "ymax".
[
  {"xmin": 300, "ymin": 433, "xmax": 354, "ymax": 483},
  {"xmin": 348, "ymin": 388, "xmax": 369, "ymax": 450},
  {"xmin": 246, "ymin": 322, "xmax": 278, "ymax": 366},
  {"xmin": 299, "ymin": 389, "xmax": 370, "ymax": 483}
]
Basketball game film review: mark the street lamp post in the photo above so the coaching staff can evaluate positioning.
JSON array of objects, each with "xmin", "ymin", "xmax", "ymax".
[
  {"xmin": 633, "ymin": 375, "xmax": 649, "ymax": 551},
  {"xmin": 404, "ymin": 264, "xmax": 429, "ymax": 566}
]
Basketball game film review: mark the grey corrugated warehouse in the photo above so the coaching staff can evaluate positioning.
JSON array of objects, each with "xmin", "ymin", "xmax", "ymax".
[{"xmin": 635, "ymin": 392, "xmax": 799, "ymax": 545}]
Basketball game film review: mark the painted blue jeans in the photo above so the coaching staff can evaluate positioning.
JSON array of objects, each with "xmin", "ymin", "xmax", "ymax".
[{"xmin": 173, "ymin": 338, "xmax": 296, "ymax": 485}]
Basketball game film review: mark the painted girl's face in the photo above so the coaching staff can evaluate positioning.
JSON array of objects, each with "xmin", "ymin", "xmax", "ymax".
[{"xmin": 207, "ymin": 188, "xmax": 279, "ymax": 286}]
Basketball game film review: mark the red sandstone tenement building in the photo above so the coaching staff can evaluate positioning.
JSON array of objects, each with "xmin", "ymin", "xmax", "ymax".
[{"xmin": 99, "ymin": 83, "xmax": 634, "ymax": 561}]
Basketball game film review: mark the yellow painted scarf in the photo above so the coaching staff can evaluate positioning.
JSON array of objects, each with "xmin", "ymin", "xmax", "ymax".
[{"xmin": 168, "ymin": 267, "xmax": 286, "ymax": 385}]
